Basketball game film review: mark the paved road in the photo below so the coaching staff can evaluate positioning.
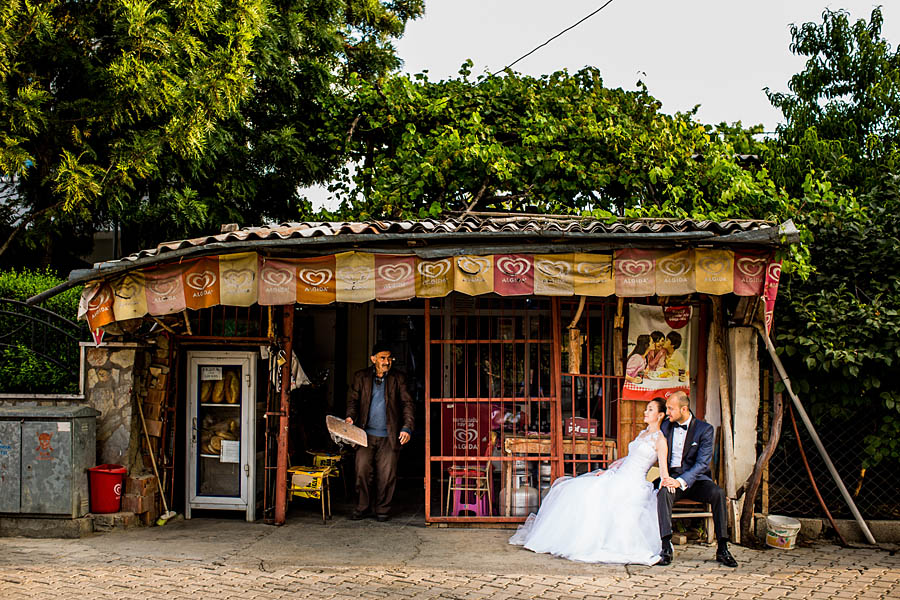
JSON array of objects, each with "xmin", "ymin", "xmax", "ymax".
[{"xmin": 1, "ymin": 512, "xmax": 898, "ymax": 599}]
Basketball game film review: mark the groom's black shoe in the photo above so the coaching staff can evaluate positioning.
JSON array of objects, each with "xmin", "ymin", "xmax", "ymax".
[
  {"xmin": 656, "ymin": 540, "xmax": 674, "ymax": 566},
  {"xmin": 715, "ymin": 547, "xmax": 738, "ymax": 568}
]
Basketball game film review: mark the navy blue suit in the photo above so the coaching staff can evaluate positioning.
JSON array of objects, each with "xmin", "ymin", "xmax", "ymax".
[{"xmin": 657, "ymin": 415, "xmax": 729, "ymax": 541}]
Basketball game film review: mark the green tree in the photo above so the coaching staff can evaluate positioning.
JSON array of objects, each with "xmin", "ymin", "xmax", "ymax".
[
  {"xmin": 333, "ymin": 65, "xmax": 790, "ymax": 223},
  {"xmin": 766, "ymin": 7, "xmax": 900, "ymax": 195},
  {"xmin": 0, "ymin": 0, "xmax": 423, "ymax": 264},
  {"xmin": 0, "ymin": 0, "xmax": 271, "ymax": 264},
  {"xmin": 765, "ymin": 8, "xmax": 900, "ymax": 466},
  {"xmin": 117, "ymin": 0, "xmax": 423, "ymax": 254}
]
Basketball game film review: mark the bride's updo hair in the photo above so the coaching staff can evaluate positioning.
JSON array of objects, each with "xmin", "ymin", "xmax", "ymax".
[{"xmin": 648, "ymin": 397, "xmax": 666, "ymax": 420}]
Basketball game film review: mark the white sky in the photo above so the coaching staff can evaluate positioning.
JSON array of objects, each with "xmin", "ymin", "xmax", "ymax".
[{"xmin": 307, "ymin": 1, "xmax": 899, "ymax": 210}]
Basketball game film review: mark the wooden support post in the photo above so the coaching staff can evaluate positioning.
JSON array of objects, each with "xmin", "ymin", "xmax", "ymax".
[
  {"xmin": 274, "ymin": 305, "xmax": 294, "ymax": 525},
  {"xmin": 551, "ymin": 298, "xmax": 564, "ymax": 482},
  {"xmin": 424, "ymin": 299, "xmax": 432, "ymax": 522},
  {"xmin": 613, "ymin": 298, "xmax": 625, "ymax": 377},
  {"xmin": 761, "ymin": 369, "xmax": 770, "ymax": 515},
  {"xmin": 710, "ymin": 296, "xmax": 738, "ymax": 542}
]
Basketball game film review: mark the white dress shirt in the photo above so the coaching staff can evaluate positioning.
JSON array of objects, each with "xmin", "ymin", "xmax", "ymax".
[{"xmin": 669, "ymin": 415, "xmax": 692, "ymax": 489}]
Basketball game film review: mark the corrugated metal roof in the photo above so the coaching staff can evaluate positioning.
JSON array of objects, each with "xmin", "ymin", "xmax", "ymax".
[
  {"xmin": 25, "ymin": 215, "xmax": 797, "ymax": 305},
  {"xmin": 112, "ymin": 216, "xmax": 781, "ymax": 264}
]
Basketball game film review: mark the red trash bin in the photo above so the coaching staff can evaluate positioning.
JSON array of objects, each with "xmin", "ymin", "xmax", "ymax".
[{"xmin": 88, "ymin": 464, "xmax": 127, "ymax": 513}]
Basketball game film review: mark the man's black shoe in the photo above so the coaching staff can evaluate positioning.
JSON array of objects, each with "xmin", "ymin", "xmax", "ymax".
[
  {"xmin": 655, "ymin": 540, "xmax": 674, "ymax": 566},
  {"xmin": 375, "ymin": 514, "xmax": 390, "ymax": 522},
  {"xmin": 715, "ymin": 548, "xmax": 738, "ymax": 567},
  {"xmin": 350, "ymin": 510, "xmax": 370, "ymax": 521}
]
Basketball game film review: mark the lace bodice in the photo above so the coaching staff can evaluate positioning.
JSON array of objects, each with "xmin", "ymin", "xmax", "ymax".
[{"xmin": 613, "ymin": 429, "xmax": 662, "ymax": 479}]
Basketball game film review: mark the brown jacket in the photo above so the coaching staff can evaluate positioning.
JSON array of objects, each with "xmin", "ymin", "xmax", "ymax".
[{"xmin": 346, "ymin": 367, "xmax": 415, "ymax": 451}]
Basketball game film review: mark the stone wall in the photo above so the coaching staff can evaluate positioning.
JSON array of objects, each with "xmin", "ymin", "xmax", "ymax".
[{"xmin": 82, "ymin": 343, "xmax": 147, "ymax": 470}]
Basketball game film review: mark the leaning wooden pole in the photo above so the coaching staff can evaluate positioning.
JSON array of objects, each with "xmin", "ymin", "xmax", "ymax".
[
  {"xmin": 757, "ymin": 327, "xmax": 877, "ymax": 545},
  {"xmin": 710, "ymin": 298, "xmax": 737, "ymax": 495},
  {"xmin": 739, "ymin": 385, "xmax": 783, "ymax": 542},
  {"xmin": 710, "ymin": 297, "xmax": 738, "ymax": 540}
]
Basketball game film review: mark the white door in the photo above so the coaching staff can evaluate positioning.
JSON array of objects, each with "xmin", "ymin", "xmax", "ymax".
[{"xmin": 186, "ymin": 351, "xmax": 256, "ymax": 520}]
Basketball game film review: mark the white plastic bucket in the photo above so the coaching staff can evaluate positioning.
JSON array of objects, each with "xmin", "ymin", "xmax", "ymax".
[{"xmin": 765, "ymin": 515, "xmax": 802, "ymax": 549}]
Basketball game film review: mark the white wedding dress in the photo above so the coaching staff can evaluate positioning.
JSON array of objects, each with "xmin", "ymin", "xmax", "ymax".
[{"xmin": 509, "ymin": 429, "xmax": 662, "ymax": 565}]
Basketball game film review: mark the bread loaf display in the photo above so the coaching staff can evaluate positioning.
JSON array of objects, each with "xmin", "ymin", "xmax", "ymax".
[
  {"xmin": 211, "ymin": 379, "xmax": 225, "ymax": 403},
  {"xmin": 200, "ymin": 380, "xmax": 213, "ymax": 403},
  {"xmin": 199, "ymin": 415, "xmax": 240, "ymax": 455},
  {"xmin": 225, "ymin": 370, "xmax": 239, "ymax": 404}
]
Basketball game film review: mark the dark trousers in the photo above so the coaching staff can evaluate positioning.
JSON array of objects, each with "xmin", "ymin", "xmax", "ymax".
[
  {"xmin": 355, "ymin": 434, "xmax": 400, "ymax": 516},
  {"xmin": 657, "ymin": 478, "xmax": 729, "ymax": 542}
]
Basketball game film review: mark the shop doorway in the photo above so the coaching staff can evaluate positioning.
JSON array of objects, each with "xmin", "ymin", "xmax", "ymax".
[{"xmin": 373, "ymin": 309, "xmax": 426, "ymax": 480}]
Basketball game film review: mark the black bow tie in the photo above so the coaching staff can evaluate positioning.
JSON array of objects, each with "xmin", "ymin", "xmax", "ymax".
[{"xmin": 674, "ymin": 423, "xmax": 688, "ymax": 430}]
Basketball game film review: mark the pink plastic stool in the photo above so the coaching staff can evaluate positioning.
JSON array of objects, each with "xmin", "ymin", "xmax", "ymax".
[{"xmin": 445, "ymin": 465, "xmax": 492, "ymax": 517}]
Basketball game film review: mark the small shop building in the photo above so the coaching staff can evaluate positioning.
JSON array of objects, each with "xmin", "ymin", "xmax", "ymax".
[{"xmin": 40, "ymin": 215, "xmax": 797, "ymax": 526}]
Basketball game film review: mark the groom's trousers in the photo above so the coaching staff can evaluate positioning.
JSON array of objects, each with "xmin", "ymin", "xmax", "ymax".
[{"xmin": 657, "ymin": 479, "xmax": 729, "ymax": 541}]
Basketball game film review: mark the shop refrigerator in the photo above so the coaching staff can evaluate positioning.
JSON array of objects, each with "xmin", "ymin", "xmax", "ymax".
[{"xmin": 185, "ymin": 350, "xmax": 257, "ymax": 521}]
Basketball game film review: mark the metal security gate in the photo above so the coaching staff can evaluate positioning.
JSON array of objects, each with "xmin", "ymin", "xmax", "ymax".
[
  {"xmin": 558, "ymin": 299, "xmax": 621, "ymax": 475},
  {"xmin": 424, "ymin": 295, "xmax": 621, "ymax": 523}
]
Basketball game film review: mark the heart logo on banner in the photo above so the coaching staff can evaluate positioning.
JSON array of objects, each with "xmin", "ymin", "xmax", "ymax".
[
  {"xmin": 767, "ymin": 262, "xmax": 782, "ymax": 283},
  {"xmin": 618, "ymin": 259, "xmax": 653, "ymax": 277},
  {"xmin": 378, "ymin": 263, "xmax": 412, "ymax": 283},
  {"xmin": 496, "ymin": 257, "xmax": 531, "ymax": 277},
  {"xmin": 88, "ymin": 289, "xmax": 111, "ymax": 310},
  {"xmin": 261, "ymin": 267, "xmax": 293, "ymax": 288},
  {"xmin": 457, "ymin": 256, "xmax": 490, "ymax": 276},
  {"xmin": 736, "ymin": 257, "xmax": 766, "ymax": 278},
  {"xmin": 698, "ymin": 257, "xmax": 727, "ymax": 275},
  {"xmin": 222, "ymin": 268, "xmax": 254, "ymax": 291},
  {"xmin": 186, "ymin": 270, "xmax": 217, "ymax": 291},
  {"xmin": 576, "ymin": 262, "xmax": 611, "ymax": 280},
  {"xmin": 148, "ymin": 278, "xmax": 179, "ymax": 298},
  {"xmin": 116, "ymin": 281, "xmax": 138, "ymax": 300},
  {"xmin": 299, "ymin": 268, "xmax": 333, "ymax": 287},
  {"xmin": 454, "ymin": 428, "xmax": 477, "ymax": 444},
  {"xmin": 658, "ymin": 257, "xmax": 691, "ymax": 278},
  {"xmin": 418, "ymin": 259, "xmax": 450, "ymax": 279},
  {"xmin": 341, "ymin": 266, "xmax": 371, "ymax": 286},
  {"xmin": 536, "ymin": 260, "xmax": 569, "ymax": 279}
]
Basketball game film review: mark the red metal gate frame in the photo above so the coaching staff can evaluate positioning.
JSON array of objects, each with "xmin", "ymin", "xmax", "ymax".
[{"xmin": 424, "ymin": 296, "xmax": 564, "ymax": 523}]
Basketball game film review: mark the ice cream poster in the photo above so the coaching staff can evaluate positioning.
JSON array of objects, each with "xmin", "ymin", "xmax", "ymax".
[{"xmin": 622, "ymin": 305, "xmax": 692, "ymax": 401}]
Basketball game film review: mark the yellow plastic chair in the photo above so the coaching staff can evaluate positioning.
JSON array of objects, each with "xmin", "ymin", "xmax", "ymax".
[
  {"xmin": 307, "ymin": 450, "xmax": 347, "ymax": 496},
  {"xmin": 287, "ymin": 465, "xmax": 333, "ymax": 523}
]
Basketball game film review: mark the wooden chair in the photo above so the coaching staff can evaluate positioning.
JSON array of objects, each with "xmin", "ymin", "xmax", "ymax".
[{"xmin": 646, "ymin": 466, "xmax": 715, "ymax": 544}]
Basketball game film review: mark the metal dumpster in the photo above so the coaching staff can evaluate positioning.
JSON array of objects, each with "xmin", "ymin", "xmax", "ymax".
[{"xmin": 0, "ymin": 405, "xmax": 99, "ymax": 517}]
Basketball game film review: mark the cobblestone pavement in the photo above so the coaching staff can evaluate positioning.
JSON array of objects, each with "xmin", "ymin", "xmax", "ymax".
[{"xmin": 1, "ymin": 514, "xmax": 898, "ymax": 599}]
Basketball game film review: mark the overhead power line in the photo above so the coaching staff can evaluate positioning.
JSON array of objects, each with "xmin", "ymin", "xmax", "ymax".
[{"xmin": 491, "ymin": 0, "xmax": 618, "ymax": 76}]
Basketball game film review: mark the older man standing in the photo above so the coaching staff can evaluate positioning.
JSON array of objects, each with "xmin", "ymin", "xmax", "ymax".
[{"xmin": 345, "ymin": 343, "xmax": 414, "ymax": 521}]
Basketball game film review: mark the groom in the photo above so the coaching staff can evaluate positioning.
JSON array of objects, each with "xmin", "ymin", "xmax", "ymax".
[{"xmin": 656, "ymin": 391, "xmax": 737, "ymax": 567}]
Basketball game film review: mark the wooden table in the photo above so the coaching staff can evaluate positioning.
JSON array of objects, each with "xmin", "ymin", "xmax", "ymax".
[{"xmin": 501, "ymin": 435, "xmax": 618, "ymax": 516}]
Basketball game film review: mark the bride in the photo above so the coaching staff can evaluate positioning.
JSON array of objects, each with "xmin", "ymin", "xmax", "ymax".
[{"xmin": 509, "ymin": 398, "xmax": 669, "ymax": 565}]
